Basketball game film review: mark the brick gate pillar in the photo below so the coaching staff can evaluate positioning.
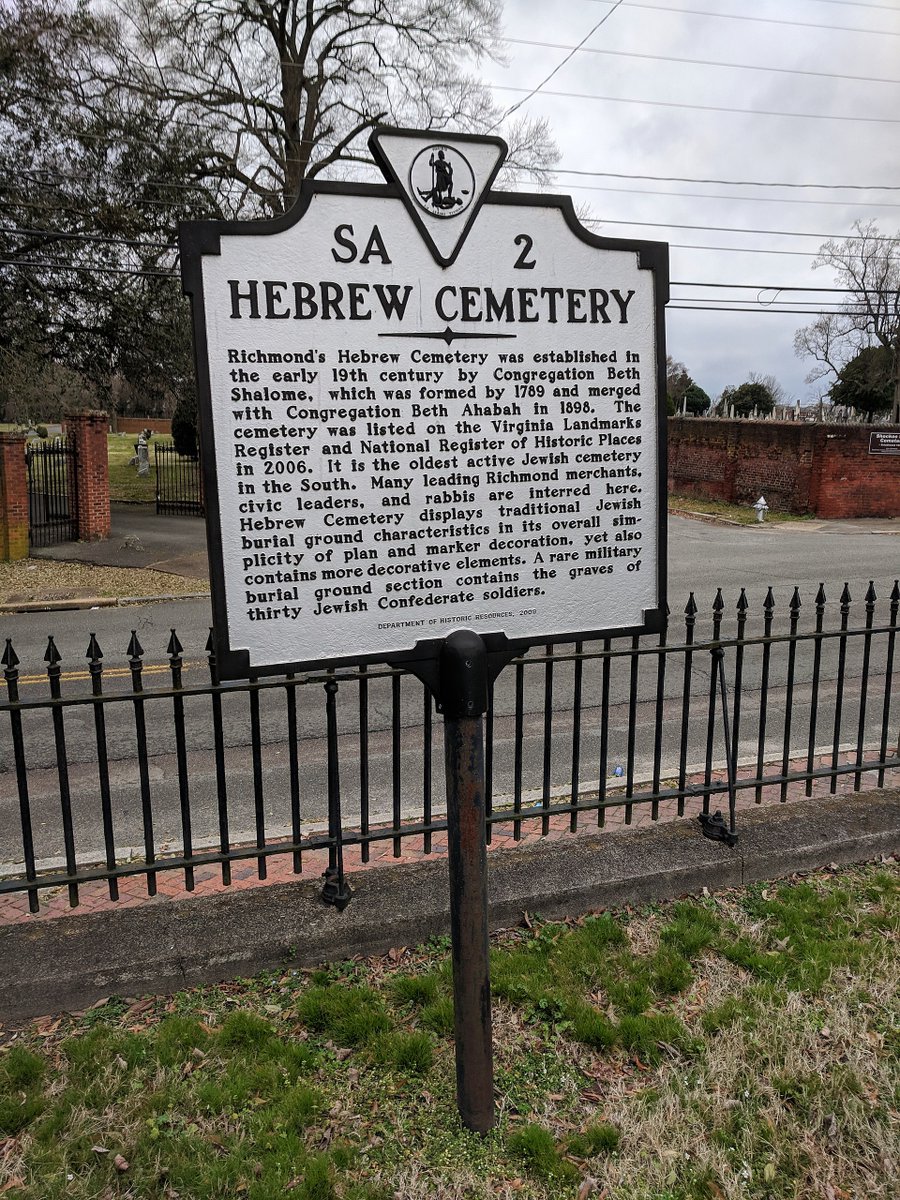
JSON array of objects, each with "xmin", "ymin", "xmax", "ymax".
[
  {"xmin": 0, "ymin": 432, "xmax": 29, "ymax": 561},
  {"xmin": 65, "ymin": 410, "xmax": 111, "ymax": 541}
]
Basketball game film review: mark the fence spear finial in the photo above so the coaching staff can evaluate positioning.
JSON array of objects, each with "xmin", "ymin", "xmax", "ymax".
[
  {"xmin": 1, "ymin": 638, "xmax": 19, "ymax": 671},
  {"xmin": 44, "ymin": 635, "xmax": 62, "ymax": 665},
  {"xmin": 127, "ymin": 630, "xmax": 144, "ymax": 660},
  {"xmin": 86, "ymin": 633, "xmax": 103, "ymax": 663},
  {"xmin": 167, "ymin": 629, "xmax": 183, "ymax": 658}
]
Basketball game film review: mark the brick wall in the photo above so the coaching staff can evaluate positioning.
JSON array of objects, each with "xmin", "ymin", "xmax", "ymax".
[
  {"xmin": 114, "ymin": 416, "xmax": 172, "ymax": 435},
  {"xmin": 0, "ymin": 433, "xmax": 29, "ymax": 561},
  {"xmin": 668, "ymin": 419, "xmax": 900, "ymax": 518},
  {"xmin": 64, "ymin": 410, "xmax": 111, "ymax": 540},
  {"xmin": 811, "ymin": 426, "xmax": 900, "ymax": 519}
]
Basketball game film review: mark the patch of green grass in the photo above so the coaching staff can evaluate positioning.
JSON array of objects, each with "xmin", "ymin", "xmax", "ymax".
[
  {"xmin": 296, "ymin": 984, "xmax": 391, "ymax": 1046},
  {"xmin": 507, "ymin": 1123, "xmax": 579, "ymax": 1183},
  {"xmin": 390, "ymin": 973, "xmax": 440, "ymax": 1007},
  {"xmin": 0, "ymin": 1090, "xmax": 45, "ymax": 1136},
  {"xmin": 617, "ymin": 1013, "xmax": 692, "ymax": 1063},
  {"xmin": 661, "ymin": 901, "xmax": 719, "ymax": 957},
  {"xmin": 372, "ymin": 1031, "xmax": 434, "ymax": 1075},
  {"xmin": 1, "ymin": 1046, "xmax": 45, "ymax": 1088},
  {"xmin": 107, "ymin": 432, "xmax": 163, "ymax": 503},
  {"xmin": 4, "ymin": 863, "xmax": 897, "ymax": 1200},
  {"xmin": 570, "ymin": 1004, "xmax": 618, "ymax": 1050},
  {"xmin": 669, "ymin": 493, "xmax": 812, "ymax": 525},
  {"xmin": 568, "ymin": 1120, "xmax": 620, "ymax": 1157}
]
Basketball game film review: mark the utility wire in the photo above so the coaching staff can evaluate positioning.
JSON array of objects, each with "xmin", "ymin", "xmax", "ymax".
[
  {"xmin": 0, "ymin": 258, "xmax": 178, "ymax": 278},
  {"xmin": 2, "ymin": 253, "xmax": 889, "ymax": 300},
  {"xmin": 583, "ymin": 0, "xmax": 900, "ymax": 37},
  {"xmin": 493, "ymin": 0, "xmax": 626, "ymax": 128},
  {"xmin": 555, "ymin": 181, "xmax": 900, "ymax": 207},
  {"xmin": 582, "ymin": 217, "xmax": 897, "ymax": 239},
  {"xmin": 667, "ymin": 304, "xmax": 869, "ymax": 314},
  {"xmin": 0, "ymin": 225, "xmax": 174, "ymax": 250},
  {"xmin": 553, "ymin": 167, "xmax": 900, "ymax": 190},
  {"xmin": 492, "ymin": 83, "xmax": 900, "ymax": 123},
  {"xmin": 505, "ymin": 39, "xmax": 900, "ymax": 86}
]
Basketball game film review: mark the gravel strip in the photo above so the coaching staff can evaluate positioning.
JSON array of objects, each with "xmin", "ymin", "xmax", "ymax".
[{"xmin": 0, "ymin": 558, "xmax": 209, "ymax": 605}]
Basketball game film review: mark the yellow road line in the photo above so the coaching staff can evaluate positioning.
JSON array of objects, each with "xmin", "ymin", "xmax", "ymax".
[{"xmin": 10, "ymin": 661, "xmax": 205, "ymax": 687}]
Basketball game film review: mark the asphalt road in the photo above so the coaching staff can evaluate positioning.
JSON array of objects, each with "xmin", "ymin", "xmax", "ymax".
[{"xmin": 1, "ymin": 515, "xmax": 897, "ymax": 873}]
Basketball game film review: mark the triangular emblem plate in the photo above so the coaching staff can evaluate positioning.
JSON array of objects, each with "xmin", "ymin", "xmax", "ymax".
[{"xmin": 369, "ymin": 127, "xmax": 507, "ymax": 268}]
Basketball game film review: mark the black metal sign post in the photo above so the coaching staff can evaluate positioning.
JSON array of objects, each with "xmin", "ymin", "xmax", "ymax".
[{"xmin": 440, "ymin": 630, "xmax": 494, "ymax": 1133}]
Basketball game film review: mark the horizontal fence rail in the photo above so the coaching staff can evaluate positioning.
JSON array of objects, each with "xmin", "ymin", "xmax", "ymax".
[{"xmin": 1, "ymin": 581, "xmax": 898, "ymax": 915}]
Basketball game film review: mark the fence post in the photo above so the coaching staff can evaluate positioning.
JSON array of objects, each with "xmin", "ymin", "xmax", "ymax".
[
  {"xmin": 64, "ymin": 409, "xmax": 110, "ymax": 541},
  {"xmin": 0, "ymin": 432, "xmax": 29, "ymax": 561}
]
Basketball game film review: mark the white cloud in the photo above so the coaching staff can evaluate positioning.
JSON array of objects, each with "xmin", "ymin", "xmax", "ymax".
[{"xmin": 483, "ymin": 0, "xmax": 900, "ymax": 401}]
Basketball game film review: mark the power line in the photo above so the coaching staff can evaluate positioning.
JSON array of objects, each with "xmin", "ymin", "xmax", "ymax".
[
  {"xmin": 583, "ymin": 0, "xmax": 900, "ymax": 37},
  {"xmin": 18, "ymin": 168, "xmax": 211, "ymax": 196},
  {"xmin": 670, "ymin": 243, "xmax": 820, "ymax": 258},
  {"xmin": 492, "ymin": 83, "xmax": 900, "ymax": 124},
  {"xmin": 553, "ymin": 167, "xmax": 900, "ymax": 191},
  {"xmin": 495, "ymin": 0, "xmax": 626, "ymax": 126},
  {"xmin": 555, "ymin": 181, "xmax": 900, "ymax": 207},
  {"xmin": 0, "ymin": 258, "xmax": 177, "ymax": 278},
  {"xmin": 0, "ymin": 225, "xmax": 175, "ymax": 251},
  {"xmin": 668, "ymin": 305, "xmax": 870, "ymax": 315},
  {"xmin": 505, "ymin": 39, "xmax": 900, "ymax": 86},
  {"xmin": 672, "ymin": 282, "xmax": 883, "ymax": 293},
  {"xmin": 582, "ymin": 216, "xmax": 897, "ymax": 239}
]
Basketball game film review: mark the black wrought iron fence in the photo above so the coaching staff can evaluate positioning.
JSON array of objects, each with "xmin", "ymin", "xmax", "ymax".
[
  {"xmin": 155, "ymin": 441, "xmax": 204, "ymax": 516},
  {"xmin": 1, "ymin": 580, "xmax": 898, "ymax": 915},
  {"xmin": 26, "ymin": 436, "xmax": 78, "ymax": 547}
]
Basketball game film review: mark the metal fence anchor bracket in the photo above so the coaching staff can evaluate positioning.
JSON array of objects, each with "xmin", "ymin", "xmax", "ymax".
[
  {"xmin": 697, "ymin": 810, "xmax": 739, "ymax": 848},
  {"xmin": 321, "ymin": 865, "xmax": 353, "ymax": 911}
]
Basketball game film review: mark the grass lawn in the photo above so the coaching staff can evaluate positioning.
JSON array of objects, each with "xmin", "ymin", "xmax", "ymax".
[
  {"xmin": 0, "ymin": 863, "xmax": 897, "ymax": 1200},
  {"xmin": 668, "ymin": 495, "xmax": 814, "ymax": 526},
  {"xmin": 107, "ymin": 433, "xmax": 163, "ymax": 504}
]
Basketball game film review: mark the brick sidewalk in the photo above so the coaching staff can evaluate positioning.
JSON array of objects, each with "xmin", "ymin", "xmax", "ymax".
[{"xmin": 1, "ymin": 751, "xmax": 896, "ymax": 927}]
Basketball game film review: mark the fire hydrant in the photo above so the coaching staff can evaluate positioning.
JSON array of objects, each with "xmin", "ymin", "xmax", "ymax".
[{"xmin": 753, "ymin": 495, "xmax": 769, "ymax": 523}]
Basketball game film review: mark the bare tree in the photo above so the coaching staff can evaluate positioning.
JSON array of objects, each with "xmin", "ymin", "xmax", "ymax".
[
  {"xmin": 105, "ymin": 0, "xmax": 558, "ymax": 215},
  {"xmin": 794, "ymin": 221, "xmax": 900, "ymax": 423}
]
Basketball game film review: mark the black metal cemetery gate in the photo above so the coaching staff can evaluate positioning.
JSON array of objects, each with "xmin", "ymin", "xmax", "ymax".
[
  {"xmin": 1, "ymin": 581, "xmax": 898, "ymax": 913},
  {"xmin": 26, "ymin": 436, "xmax": 78, "ymax": 547},
  {"xmin": 155, "ymin": 440, "xmax": 204, "ymax": 516}
]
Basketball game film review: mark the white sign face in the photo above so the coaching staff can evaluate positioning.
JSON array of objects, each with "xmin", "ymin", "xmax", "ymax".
[{"xmin": 184, "ymin": 129, "xmax": 667, "ymax": 675}]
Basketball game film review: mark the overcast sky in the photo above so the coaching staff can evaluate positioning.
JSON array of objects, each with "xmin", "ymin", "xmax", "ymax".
[{"xmin": 478, "ymin": 0, "xmax": 900, "ymax": 405}]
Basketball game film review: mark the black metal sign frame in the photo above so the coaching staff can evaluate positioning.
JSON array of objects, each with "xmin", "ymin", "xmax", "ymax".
[{"xmin": 180, "ymin": 127, "xmax": 669, "ymax": 697}]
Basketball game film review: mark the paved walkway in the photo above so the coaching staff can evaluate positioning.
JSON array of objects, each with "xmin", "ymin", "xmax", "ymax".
[
  {"xmin": 32, "ymin": 504, "xmax": 209, "ymax": 580},
  {"xmin": 2, "ymin": 750, "xmax": 895, "ymax": 927}
]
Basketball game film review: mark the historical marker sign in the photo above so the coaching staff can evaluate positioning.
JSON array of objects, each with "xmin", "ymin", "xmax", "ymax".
[{"xmin": 181, "ymin": 128, "xmax": 668, "ymax": 680}]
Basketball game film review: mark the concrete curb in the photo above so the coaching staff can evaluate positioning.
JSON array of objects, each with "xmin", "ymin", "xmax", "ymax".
[
  {"xmin": 0, "ymin": 592, "xmax": 210, "ymax": 614},
  {"xmin": 1, "ymin": 789, "xmax": 897, "ymax": 1024}
]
